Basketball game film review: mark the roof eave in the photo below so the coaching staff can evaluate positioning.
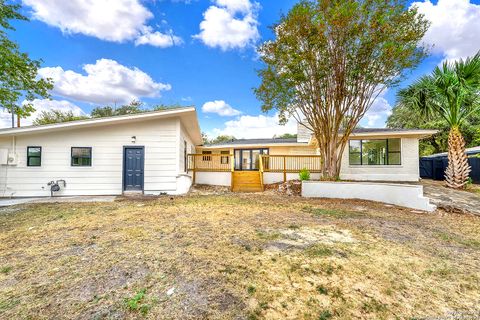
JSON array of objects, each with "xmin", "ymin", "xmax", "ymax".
[
  {"xmin": 201, "ymin": 142, "xmax": 310, "ymax": 149},
  {"xmin": 347, "ymin": 130, "xmax": 438, "ymax": 139},
  {"xmin": 0, "ymin": 107, "xmax": 199, "ymax": 137}
]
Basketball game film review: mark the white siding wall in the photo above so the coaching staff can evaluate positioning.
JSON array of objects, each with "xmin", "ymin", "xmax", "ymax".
[
  {"xmin": 340, "ymin": 138, "xmax": 420, "ymax": 182},
  {"xmin": 0, "ymin": 117, "xmax": 186, "ymax": 197},
  {"xmin": 176, "ymin": 122, "xmax": 195, "ymax": 194}
]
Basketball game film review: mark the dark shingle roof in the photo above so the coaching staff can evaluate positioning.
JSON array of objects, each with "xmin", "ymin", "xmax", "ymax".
[
  {"xmin": 205, "ymin": 128, "xmax": 435, "ymax": 147},
  {"xmin": 350, "ymin": 128, "xmax": 427, "ymax": 133},
  {"xmin": 205, "ymin": 137, "xmax": 299, "ymax": 147}
]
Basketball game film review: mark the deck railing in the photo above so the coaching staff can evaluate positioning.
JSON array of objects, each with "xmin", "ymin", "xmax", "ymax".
[
  {"xmin": 260, "ymin": 154, "xmax": 322, "ymax": 182},
  {"xmin": 188, "ymin": 153, "xmax": 323, "ymax": 186},
  {"xmin": 260, "ymin": 155, "xmax": 323, "ymax": 173},
  {"xmin": 187, "ymin": 154, "xmax": 234, "ymax": 172}
]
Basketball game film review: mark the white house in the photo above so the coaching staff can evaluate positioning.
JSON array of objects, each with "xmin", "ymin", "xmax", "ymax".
[
  {"xmin": 0, "ymin": 107, "xmax": 436, "ymax": 197},
  {"xmin": 0, "ymin": 108, "xmax": 202, "ymax": 197},
  {"xmin": 194, "ymin": 123, "xmax": 437, "ymax": 191}
]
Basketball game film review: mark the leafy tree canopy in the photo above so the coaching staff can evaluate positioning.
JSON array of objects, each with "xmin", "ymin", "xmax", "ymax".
[
  {"xmin": 32, "ymin": 101, "xmax": 188, "ymax": 125},
  {"xmin": 276, "ymin": 133, "xmax": 297, "ymax": 139},
  {"xmin": 255, "ymin": 0, "xmax": 428, "ymax": 179},
  {"xmin": 91, "ymin": 100, "xmax": 144, "ymax": 118},
  {"xmin": 91, "ymin": 101, "xmax": 187, "ymax": 118},
  {"xmin": 33, "ymin": 110, "xmax": 89, "ymax": 126},
  {"xmin": 153, "ymin": 104, "xmax": 185, "ymax": 111},
  {"xmin": 0, "ymin": 0, "xmax": 53, "ymax": 126},
  {"xmin": 208, "ymin": 135, "xmax": 236, "ymax": 145}
]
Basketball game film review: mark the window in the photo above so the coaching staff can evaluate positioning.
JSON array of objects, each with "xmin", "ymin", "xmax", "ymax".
[
  {"xmin": 71, "ymin": 147, "xmax": 92, "ymax": 166},
  {"xmin": 349, "ymin": 139, "xmax": 401, "ymax": 165},
  {"xmin": 202, "ymin": 150, "xmax": 212, "ymax": 161},
  {"xmin": 27, "ymin": 146, "xmax": 41, "ymax": 167},
  {"xmin": 220, "ymin": 150, "xmax": 230, "ymax": 164}
]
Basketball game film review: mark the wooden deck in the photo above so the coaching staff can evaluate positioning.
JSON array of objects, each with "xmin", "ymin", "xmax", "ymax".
[{"xmin": 187, "ymin": 153, "xmax": 323, "ymax": 192}]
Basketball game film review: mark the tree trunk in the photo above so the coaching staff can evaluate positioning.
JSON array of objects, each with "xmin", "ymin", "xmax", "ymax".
[
  {"xmin": 445, "ymin": 126, "xmax": 471, "ymax": 189},
  {"xmin": 16, "ymin": 113, "xmax": 20, "ymax": 128},
  {"xmin": 317, "ymin": 133, "xmax": 343, "ymax": 180}
]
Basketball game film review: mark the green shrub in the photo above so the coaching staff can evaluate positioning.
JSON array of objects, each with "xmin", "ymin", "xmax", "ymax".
[
  {"xmin": 466, "ymin": 177, "xmax": 473, "ymax": 188},
  {"xmin": 299, "ymin": 168, "xmax": 311, "ymax": 181}
]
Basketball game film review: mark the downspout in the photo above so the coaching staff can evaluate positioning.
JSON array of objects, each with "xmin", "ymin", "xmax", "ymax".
[
  {"xmin": 12, "ymin": 135, "xmax": 16, "ymax": 153},
  {"xmin": 2, "ymin": 135, "xmax": 15, "ymax": 197}
]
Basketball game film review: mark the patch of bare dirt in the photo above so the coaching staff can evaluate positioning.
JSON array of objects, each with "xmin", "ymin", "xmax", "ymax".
[
  {"xmin": 190, "ymin": 184, "xmax": 232, "ymax": 195},
  {"xmin": 264, "ymin": 179, "xmax": 302, "ymax": 196},
  {"xmin": 263, "ymin": 226, "xmax": 355, "ymax": 252},
  {"xmin": 162, "ymin": 277, "xmax": 246, "ymax": 319}
]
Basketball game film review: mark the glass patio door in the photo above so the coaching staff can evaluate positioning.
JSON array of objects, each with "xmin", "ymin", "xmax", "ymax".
[
  {"xmin": 241, "ymin": 150, "xmax": 252, "ymax": 170},
  {"xmin": 234, "ymin": 149, "xmax": 269, "ymax": 171}
]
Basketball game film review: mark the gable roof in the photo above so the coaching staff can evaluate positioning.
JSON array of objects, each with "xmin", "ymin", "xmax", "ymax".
[{"xmin": 0, "ymin": 107, "xmax": 203, "ymax": 144}]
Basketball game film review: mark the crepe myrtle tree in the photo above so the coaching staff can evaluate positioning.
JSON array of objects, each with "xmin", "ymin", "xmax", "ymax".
[{"xmin": 255, "ymin": 0, "xmax": 429, "ymax": 179}]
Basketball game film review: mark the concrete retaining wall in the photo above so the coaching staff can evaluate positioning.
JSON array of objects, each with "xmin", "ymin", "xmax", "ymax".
[
  {"xmin": 302, "ymin": 181, "xmax": 436, "ymax": 212},
  {"xmin": 195, "ymin": 172, "xmax": 231, "ymax": 186}
]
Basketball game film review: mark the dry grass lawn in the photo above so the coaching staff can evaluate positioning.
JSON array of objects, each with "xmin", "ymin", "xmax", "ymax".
[{"xmin": 1, "ymin": 193, "xmax": 480, "ymax": 319}]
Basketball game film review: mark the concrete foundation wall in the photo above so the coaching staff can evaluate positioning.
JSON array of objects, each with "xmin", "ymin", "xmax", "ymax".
[
  {"xmin": 264, "ymin": 172, "xmax": 321, "ymax": 184},
  {"xmin": 302, "ymin": 181, "xmax": 436, "ymax": 212},
  {"xmin": 195, "ymin": 172, "xmax": 231, "ymax": 186}
]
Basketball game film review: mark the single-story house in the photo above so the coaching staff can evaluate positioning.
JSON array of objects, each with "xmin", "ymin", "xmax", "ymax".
[
  {"xmin": 0, "ymin": 107, "xmax": 436, "ymax": 197},
  {"xmin": 0, "ymin": 108, "xmax": 202, "ymax": 197},
  {"xmin": 194, "ymin": 124, "xmax": 437, "ymax": 191}
]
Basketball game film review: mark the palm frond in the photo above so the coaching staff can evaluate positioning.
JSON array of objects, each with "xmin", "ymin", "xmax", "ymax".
[{"xmin": 397, "ymin": 51, "xmax": 480, "ymax": 127}]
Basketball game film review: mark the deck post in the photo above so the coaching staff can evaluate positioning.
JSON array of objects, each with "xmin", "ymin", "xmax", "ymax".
[
  {"xmin": 259, "ymin": 155, "xmax": 264, "ymax": 191},
  {"xmin": 230, "ymin": 154, "xmax": 235, "ymax": 191},
  {"xmin": 192, "ymin": 155, "xmax": 196, "ymax": 184},
  {"xmin": 283, "ymin": 156, "xmax": 287, "ymax": 183}
]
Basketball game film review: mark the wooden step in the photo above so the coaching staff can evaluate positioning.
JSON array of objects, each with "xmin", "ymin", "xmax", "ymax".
[{"xmin": 232, "ymin": 171, "xmax": 263, "ymax": 192}]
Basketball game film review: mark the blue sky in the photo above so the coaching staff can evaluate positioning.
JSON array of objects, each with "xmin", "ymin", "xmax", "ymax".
[{"xmin": 4, "ymin": 0, "xmax": 480, "ymax": 138}]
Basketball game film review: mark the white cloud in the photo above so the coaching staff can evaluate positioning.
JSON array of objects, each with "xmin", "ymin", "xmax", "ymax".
[
  {"xmin": 216, "ymin": 0, "xmax": 253, "ymax": 13},
  {"xmin": 210, "ymin": 112, "xmax": 297, "ymax": 139},
  {"xmin": 194, "ymin": 0, "xmax": 260, "ymax": 51},
  {"xmin": 363, "ymin": 96, "xmax": 393, "ymax": 128},
  {"xmin": 0, "ymin": 99, "xmax": 85, "ymax": 128},
  {"xmin": 135, "ymin": 27, "xmax": 183, "ymax": 48},
  {"xmin": 38, "ymin": 59, "xmax": 171, "ymax": 104},
  {"xmin": 22, "ymin": 0, "xmax": 182, "ymax": 47},
  {"xmin": 202, "ymin": 100, "xmax": 241, "ymax": 116},
  {"xmin": 412, "ymin": 0, "xmax": 480, "ymax": 61}
]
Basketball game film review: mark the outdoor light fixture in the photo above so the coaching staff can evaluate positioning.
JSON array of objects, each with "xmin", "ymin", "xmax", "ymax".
[{"xmin": 131, "ymin": 136, "xmax": 136, "ymax": 143}]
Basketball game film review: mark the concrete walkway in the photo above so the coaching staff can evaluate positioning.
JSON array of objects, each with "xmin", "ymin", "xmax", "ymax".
[
  {"xmin": 0, "ymin": 196, "xmax": 117, "ymax": 207},
  {"xmin": 421, "ymin": 180, "xmax": 480, "ymax": 215}
]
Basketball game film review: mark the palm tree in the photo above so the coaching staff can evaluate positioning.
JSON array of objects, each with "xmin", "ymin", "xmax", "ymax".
[{"xmin": 397, "ymin": 53, "xmax": 480, "ymax": 189}]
